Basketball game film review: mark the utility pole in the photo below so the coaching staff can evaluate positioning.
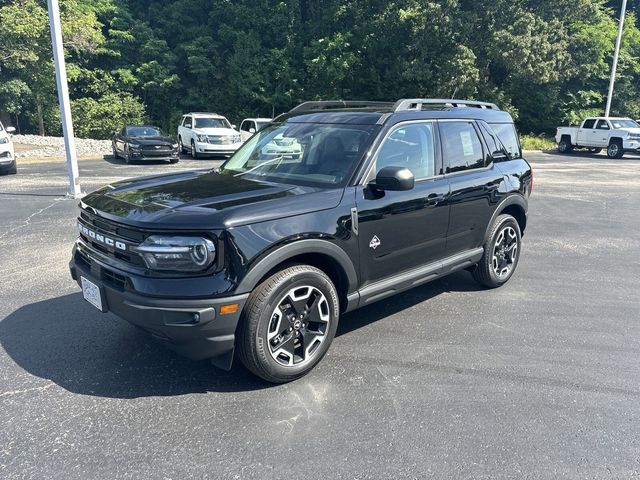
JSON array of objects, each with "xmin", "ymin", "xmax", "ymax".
[
  {"xmin": 48, "ymin": 0, "xmax": 83, "ymax": 198},
  {"xmin": 605, "ymin": 0, "xmax": 628, "ymax": 117}
]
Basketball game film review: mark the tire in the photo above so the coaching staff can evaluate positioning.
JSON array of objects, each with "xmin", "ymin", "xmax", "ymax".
[
  {"xmin": 124, "ymin": 147, "xmax": 132, "ymax": 164},
  {"xmin": 169, "ymin": 157, "xmax": 179, "ymax": 164},
  {"xmin": 112, "ymin": 143, "xmax": 119, "ymax": 159},
  {"xmin": 178, "ymin": 136, "xmax": 187, "ymax": 154},
  {"xmin": 607, "ymin": 140, "xmax": 624, "ymax": 159},
  {"xmin": 237, "ymin": 265, "xmax": 340, "ymax": 383},
  {"xmin": 472, "ymin": 214, "xmax": 522, "ymax": 288},
  {"xmin": 588, "ymin": 148, "xmax": 602, "ymax": 154},
  {"xmin": 557, "ymin": 136, "xmax": 573, "ymax": 154},
  {"xmin": 8, "ymin": 164, "xmax": 17, "ymax": 175},
  {"xmin": 190, "ymin": 140, "xmax": 199, "ymax": 159}
]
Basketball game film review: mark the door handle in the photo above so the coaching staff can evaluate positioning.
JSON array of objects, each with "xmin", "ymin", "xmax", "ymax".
[{"xmin": 426, "ymin": 193, "xmax": 445, "ymax": 207}]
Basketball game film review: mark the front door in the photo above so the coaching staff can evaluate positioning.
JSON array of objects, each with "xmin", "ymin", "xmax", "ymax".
[{"xmin": 356, "ymin": 121, "xmax": 450, "ymax": 285}]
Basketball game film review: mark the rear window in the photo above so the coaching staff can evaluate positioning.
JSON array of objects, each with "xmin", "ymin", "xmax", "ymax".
[{"xmin": 489, "ymin": 123, "xmax": 521, "ymax": 160}]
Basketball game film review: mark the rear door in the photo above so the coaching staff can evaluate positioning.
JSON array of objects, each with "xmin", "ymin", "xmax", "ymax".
[
  {"xmin": 577, "ymin": 118, "xmax": 597, "ymax": 145},
  {"xmin": 594, "ymin": 119, "xmax": 611, "ymax": 146},
  {"xmin": 439, "ymin": 120, "xmax": 506, "ymax": 255},
  {"xmin": 356, "ymin": 120, "xmax": 450, "ymax": 284}
]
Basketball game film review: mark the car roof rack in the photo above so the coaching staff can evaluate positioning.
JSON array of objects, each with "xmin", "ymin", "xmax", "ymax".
[
  {"xmin": 393, "ymin": 98, "xmax": 500, "ymax": 111},
  {"xmin": 288, "ymin": 100, "xmax": 394, "ymax": 114}
]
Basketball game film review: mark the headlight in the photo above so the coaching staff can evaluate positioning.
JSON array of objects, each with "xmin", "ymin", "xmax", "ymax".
[
  {"xmin": 0, "ymin": 137, "xmax": 9, "ymax": 144},
  {"xmin": 135, "ymin": 235, "xmax": 216, "ymax": 272},
  {"xmin": 172, "ymin": 143, "xmax": 178, "ymax": 149},
  {"xmin": 628, "ymin": 134, "xmax": 640, "ymax": 140},
  {"xmin": 197, "ymin": 134, "xmax": 208, "ymax": 142}
]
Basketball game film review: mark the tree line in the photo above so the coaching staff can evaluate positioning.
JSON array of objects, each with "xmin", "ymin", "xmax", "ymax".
[{"xmin": 1, "ymin": 0, "xmax": 639, "ymax": 139}]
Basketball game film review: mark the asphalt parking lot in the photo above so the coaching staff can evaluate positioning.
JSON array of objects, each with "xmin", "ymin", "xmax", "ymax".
[{"xmin": 1, "ymin": 151, "xmax": 639, "ymax": 479}]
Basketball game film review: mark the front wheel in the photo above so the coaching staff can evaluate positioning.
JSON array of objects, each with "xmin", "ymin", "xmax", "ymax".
[
  {"xmin": 472, "ymin": 214, "xmax": 522, "ymax": 288},
  {"xmin": 191, "ymin": 140, "xmax": 199, "ymax": 159},
  {"xmin": 237, "ymin": 265, "xmax": 339, "ymax": 383},
  {"xmin": 607, "ymin": 141, "xmax": 624, "ymax": 159},
  {"xmin": 178, "ymin": 137, "xmax": 187, "ymax": 154}
]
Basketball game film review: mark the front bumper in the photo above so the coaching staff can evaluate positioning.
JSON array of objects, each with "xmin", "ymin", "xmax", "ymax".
[
  {"xmin": 195, "ymin": 141, "xmax": 241, "ymax": 156},
  {"xmin": 623, "ymin": 139, "xmax": 640, "ymax": 151},
  {"xmin": 129, "ymin": 149, "xmax": 179, "ymax": 161},
  {"xmin": 69, "ymin": 259, "xmax": 248, "ymax": 369},
  {"xmin": 0, "ymin": 149, "xmax": 15, "ymax": 171}
]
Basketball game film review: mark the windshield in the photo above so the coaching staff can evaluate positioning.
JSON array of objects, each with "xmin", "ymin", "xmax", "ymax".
[
  {"xmin": 611, "ymin": 119, "xmax": 640, "ymax": 129},
  {"xmin": 127, "ymin": 126, "xmax": 163, "ymax": 137},
  {"xmin": 195, "ymin": 117, "xmax": 231, "ymax": 129},
  {"xmin": 220, "ymin": 123, "xmax": 377, "ymax": 187}
]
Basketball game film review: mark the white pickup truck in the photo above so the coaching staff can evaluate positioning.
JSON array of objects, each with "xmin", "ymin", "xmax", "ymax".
[{"xmin": 556, "ymin": 117, "xmax": 640, "ymax": 158}]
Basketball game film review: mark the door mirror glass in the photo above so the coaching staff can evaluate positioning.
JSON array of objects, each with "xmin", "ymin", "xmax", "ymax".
[{"xmin": 372, "ymin": 166, "xmax": 415, "ymax": 191}]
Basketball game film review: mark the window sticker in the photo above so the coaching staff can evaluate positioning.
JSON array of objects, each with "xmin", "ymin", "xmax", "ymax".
[{"xmin": 460, "ymin": 130, "xmax": 475, "ymax": 156}]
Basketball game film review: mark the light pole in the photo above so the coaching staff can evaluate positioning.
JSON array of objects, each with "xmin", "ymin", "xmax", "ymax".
[
  {"xmin": 605, "ymin": 0, "xmax": 628, "ymax": 117},
  {"xmin": 47, "ymin": 0, "xmax": 83, "ymax": 198}
]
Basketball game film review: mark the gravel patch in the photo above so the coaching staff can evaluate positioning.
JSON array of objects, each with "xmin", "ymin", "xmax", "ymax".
[{"xmin": 13, "ymin": 134, "xmax": 111, "ymax": 158}]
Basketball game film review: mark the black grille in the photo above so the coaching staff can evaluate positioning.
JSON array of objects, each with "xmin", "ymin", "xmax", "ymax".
[{"xmin": 78, "ymin": 210, "xmax": 145, "ymax": 267}]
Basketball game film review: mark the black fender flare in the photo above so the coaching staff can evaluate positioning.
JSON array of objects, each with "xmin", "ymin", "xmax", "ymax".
[
  {"xmin": 235, "ymin": 239, "xmax": 359, "ymax": 295},
  {"xmin": 484, "ymin": 194, "xmax": 528, "ymax": 240}
]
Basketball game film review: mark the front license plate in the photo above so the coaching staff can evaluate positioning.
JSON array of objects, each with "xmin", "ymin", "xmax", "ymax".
[{"xmin": 81, "ymin": 276, "xmax": 105, "ymax": 312}]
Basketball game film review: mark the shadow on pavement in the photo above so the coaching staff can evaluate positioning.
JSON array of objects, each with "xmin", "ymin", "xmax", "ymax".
[{"xmin": 0, "ymin": 271, "xmax": 480, "ymax": 399}]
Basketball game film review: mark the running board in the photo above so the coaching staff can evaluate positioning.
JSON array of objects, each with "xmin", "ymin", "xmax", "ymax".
[{"xmin": 355, "ymin": 248, "xmax": 483, "ymax": 307}]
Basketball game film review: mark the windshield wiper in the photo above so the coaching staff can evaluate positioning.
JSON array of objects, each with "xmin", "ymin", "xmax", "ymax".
[{"xmin": 233, "ymin": 156, "xmax": 284, "ymax": 177}]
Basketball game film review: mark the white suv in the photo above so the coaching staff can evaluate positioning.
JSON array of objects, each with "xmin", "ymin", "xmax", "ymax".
[
  {"xmin": 0, "ymin": 121, "xmax": 16, "ymax": 175},
  {"xmin": 178, "ymin": 113, "xmax": 242, "ymax": 158}
]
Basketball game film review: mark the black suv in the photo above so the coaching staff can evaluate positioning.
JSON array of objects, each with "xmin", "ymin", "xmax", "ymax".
[{"xmin": 70, "ymin": 99, "xmax": 532, "ymax": 383}]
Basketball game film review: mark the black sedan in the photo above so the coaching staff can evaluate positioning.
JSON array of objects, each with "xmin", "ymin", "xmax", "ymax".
[{"xmin": 112, "ymin": 125, "xmax": 179, "ymax": 164}]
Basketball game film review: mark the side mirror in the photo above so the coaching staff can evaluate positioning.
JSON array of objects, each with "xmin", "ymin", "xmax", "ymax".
[
  {"xmin": 249, "ymin": 128, "xmax": 256, "ymax": 134},
  {"xmin": 371, "ymin": 166, "xmax": 415, "ymax": 191},
  {"xmin": 6, "ymin": 126, "xmax": 16, "ymax": 134},
  {"xmin": 232, "ymin": 124, "xmax": 237, "ymax": 130}
]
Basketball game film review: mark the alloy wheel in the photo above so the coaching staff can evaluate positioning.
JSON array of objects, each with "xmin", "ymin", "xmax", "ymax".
[
  {"xmin": 492, "ymin": 226, "xmax": 518, "ymax": 279},
  {"xmin": 267, "ymin": 286, "xmax": 331, "ymax": 367}
]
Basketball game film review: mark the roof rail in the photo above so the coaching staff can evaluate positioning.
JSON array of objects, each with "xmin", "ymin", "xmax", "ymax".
[
  {"xmin": 393, "ymin": 98, "xmax": 500, "ymax": 112},
  {"xmin": 288, "ymin": 100, "xmax": 394, "ymax": 114}
]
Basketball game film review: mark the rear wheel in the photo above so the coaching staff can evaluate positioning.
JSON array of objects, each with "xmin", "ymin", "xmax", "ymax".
[
  {"xmin": 472, "ymin": 214, "xmax": 522, "ymax": 288},
  {"xmin": 557, "ymin": 136, "xmax": 573, "ymax": 154},
  {"xmin": 178, "ymin": 136, "xmax": 187, "ymax": 154},
  {"xmin": 237, "ymin": 265, "xmax": 339, "ymax": 383},
  {"xmin": 607, "ymin": 140, "xmax": 624, "ymax": 159},
  {"xmin": 169, "ymin": 157, "xmax": 179, "ymax": 164}
]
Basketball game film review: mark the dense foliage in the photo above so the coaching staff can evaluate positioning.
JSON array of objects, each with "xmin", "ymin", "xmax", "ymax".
[{"xmin": 1, "ymin": 0, "xmax": 639, "ymax": 138}]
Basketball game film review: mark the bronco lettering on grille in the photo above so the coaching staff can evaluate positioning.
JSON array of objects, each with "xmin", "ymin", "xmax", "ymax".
[{"xmin": 78, "ymin": 222, "xmax": 127, "ymax": 251}]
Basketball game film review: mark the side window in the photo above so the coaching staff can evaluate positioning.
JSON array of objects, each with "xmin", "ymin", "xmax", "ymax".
[
  {"xmin": 489, "ymin": 123, "xmax": 522, "ymax": 160},
  {"xmin": 183, "ymin": 116, "xmax": 192, "ymax": 128},
  {"xmin": 375, "ymin": 122, "xmax": 436, "ymax": 180},
  {"xmin": 248, "ymin": 121, "xmax": 256, "ymax": 132},
  {"xmin": 596, "ymin": 119, "xmax": 610, "ymax": 130},
  {"xmin": 440, "ymin": 121, "xmax": 485, "ymax": 173},
  {"xmin": 583, "ymin": 119, "xmax": 596, "ymax": 129},
  {"xmin": 240, "ymin": 121, "xmax": 249, "ymax": 132},
  {"xmin": 478, "ymin": 122, "xmax": 500, "ymax": 154}
]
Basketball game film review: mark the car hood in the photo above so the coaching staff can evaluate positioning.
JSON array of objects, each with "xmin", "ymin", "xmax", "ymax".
[
  {"xmin": 192, "ymin": 128, "xmax": 239, "ymax": 136},
  {"xmin": 129, "ymin": 136, "xmax": 175, "ymax": 146},
  {"xmin": 623, "ymin": 128, "xmax": 640, "ymax": 135},
  {"xmin": 81, "ymin": 170, "xmax": 344, "ymax": 230}
]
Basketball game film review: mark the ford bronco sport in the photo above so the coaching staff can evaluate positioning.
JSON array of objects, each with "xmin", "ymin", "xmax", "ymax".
[{"xmin": 70, "ymin": 99, "xmax": 532, "ymax": 383}]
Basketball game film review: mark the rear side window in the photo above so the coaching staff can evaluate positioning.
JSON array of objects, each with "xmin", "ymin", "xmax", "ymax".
[
  {"xmin": 440, "ymin": 121, "xmax": 485, "ymax": 173},
  {"xmin": 489, "ymin": 123, "xmax": 521, "ymax": 160},
  {"xmin": 583, "ymin": 119, "xmax": 596, "ymax": 129}
]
